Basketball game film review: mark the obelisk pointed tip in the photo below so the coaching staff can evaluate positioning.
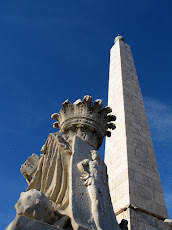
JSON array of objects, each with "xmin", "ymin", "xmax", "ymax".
[{"xmin": 114, "ymin": 34, "xmax": 125, "ymax": 44}]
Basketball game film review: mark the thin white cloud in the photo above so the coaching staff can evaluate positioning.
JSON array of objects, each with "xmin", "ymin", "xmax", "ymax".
[{"xmin": 144, "ymin": 97, "xmax": 172, "ymax": 144}]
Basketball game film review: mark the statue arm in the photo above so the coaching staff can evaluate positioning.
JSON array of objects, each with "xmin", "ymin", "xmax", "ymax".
[
  {"xmin": 77, "ymin": 159, "xmax": 90, "ymax": 180},
  {"xmin": 77, "ymin": 159, "xmax": 94, "ymax": 186}
]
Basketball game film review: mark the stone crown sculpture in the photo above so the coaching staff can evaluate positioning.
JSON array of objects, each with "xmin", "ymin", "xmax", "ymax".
[{"xmin": 51, "ymin": 95, "xmax": 116, "ymax": 150}]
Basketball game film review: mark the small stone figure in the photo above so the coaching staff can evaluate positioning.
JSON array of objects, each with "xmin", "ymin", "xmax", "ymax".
[{"xmin": 77, "ymin": 150, "xmax": 107, "ymax": 230}]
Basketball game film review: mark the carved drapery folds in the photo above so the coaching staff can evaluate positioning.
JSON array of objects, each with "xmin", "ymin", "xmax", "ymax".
[{"xmin": 27, "ymin": 133, "xmax": 71, "ymax": 215}]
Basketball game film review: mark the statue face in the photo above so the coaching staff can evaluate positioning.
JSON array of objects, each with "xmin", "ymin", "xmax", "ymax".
[{"xmin": 91, "ymin": 150, "xmax": 98, "ymax": 160}]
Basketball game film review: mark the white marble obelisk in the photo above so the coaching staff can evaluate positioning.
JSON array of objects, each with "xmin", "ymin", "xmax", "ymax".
[{"xmin": 105, "ymin": 35, "xmax": 170, "ymax": 229}]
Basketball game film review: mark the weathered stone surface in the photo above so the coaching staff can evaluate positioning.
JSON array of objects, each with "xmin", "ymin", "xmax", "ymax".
[
  {"xmin": 130, "ymin": 209, "xmax": 172, "ymax": 230},
  {"xmin": 15, "ymin": 189, "xmax": 55, "ymax": 224},
  {"xmin": 70, "ymin": 136, "xmax": 93, "ymax": 229},
  {"xmin": 20, "ymin": 153, "xmax": 40, "ymax": 183},
  {"xmin": 7, "ymin": 96, "xmax": 120, "ymax": 230},
  {"xmin": 105, "ymin": 35, "xmax": 168, "ymax": 228},
  {"xmin": 116, "ymin": 208, "xmax": 172, "ymax": 230},
  {"xmin": 70, "ymin": 136, "xmax": 120, "ymax": 230},
  {"xmin": 6, "ymin": 215, "xmax": 63, "ymax": 230},
  {"xmin": 51, "ymin": 95, "xmax": 116, "ymax": 150}
]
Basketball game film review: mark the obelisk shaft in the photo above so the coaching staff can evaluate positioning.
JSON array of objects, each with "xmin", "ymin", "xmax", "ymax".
[{"xmin": 105, "ymin": 37, "xmax": 169, "ymax": 229}]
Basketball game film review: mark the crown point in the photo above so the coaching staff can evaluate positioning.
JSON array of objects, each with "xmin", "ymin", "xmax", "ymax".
[
  {"xmin": 62, "ymin": 99, "xmax": 71, "ymax": 107},
  {"xmin": 107, "ymin": 123, "xmax": 116, "ymax": 130},
  {"xmin": 106, "ymin": 131, "xmax": 111, "ymax": 137},
  {"xmin": 102, "ymin": 106, "xmax": 112, "ymax": 114},
  {"xmin": 53, "ymin": 121, "xmax": 59, "ymax": 129},
  {"xmin": 94, "ymin": 99, "xmax": 104, "ymax": 108},
  {"xmin": 106, "ymin": 115, "xmax": 116, "ymax": 122},
  {"xmin": 73, "ymin": 99, "xmax": 82, "ymax": 105},
  {"xmin": 107, "ymin": 106, "xmax": 112, "ymax": 113},
  {"xmin": 83, "ymin": 95, "xmax": 92, "ymax": 104},
  {"xmin": 51, "ymin": 113, "xmax": 59, "ymax": 120}
]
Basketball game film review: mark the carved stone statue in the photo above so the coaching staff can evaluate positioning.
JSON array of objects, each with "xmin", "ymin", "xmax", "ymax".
[
  {"xmin": 6, "ymin": 95, "xmax": 122, "ymax": 230},
  {"xmin": 77, "ymin": 150, "xmax": 108, "ymax": 230}
]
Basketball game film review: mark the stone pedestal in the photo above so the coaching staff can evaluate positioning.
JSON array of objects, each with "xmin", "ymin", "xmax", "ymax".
[
  {"xmin": 105, "ymin": 36, "xmax": 170, "ymax": 229},
  {"xmin": 117, "ymin": 207, "xmax": 171, "ymax": 230}
]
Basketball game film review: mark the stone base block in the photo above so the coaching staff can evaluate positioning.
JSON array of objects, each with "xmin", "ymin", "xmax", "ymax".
[
  {"xmin": 130, "ymin": 209, "xmax": 172, "ymax": 230},
  {"xmin": 116, "ymin": 207, "xmax": 172, "ymax": 230},
  {"xmin": 6, "ymin": 215, "xmax": 63, "ymax": 230}
]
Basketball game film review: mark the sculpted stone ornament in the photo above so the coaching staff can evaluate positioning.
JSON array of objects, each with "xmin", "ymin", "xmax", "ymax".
[
  {"xmin": 51, "ymin": 95, "xmax": 116, "ymax": 150},
  {"xmin": 15, "ymin": 189, "xmax": 55, "ymax": 224},
  {"xmin": 6, "ymin": 95, "xmax": 121, "ymax": 230}
]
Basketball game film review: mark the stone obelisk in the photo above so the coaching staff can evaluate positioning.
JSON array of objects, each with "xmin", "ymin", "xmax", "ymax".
[{"xmin": 105, "ymin": 35, "xmax": 170, "ymax": 229}]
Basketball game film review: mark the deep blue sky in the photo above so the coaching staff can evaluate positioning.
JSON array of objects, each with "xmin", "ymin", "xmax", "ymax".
[{"xmin": 0, "ymin": 0, "xmax": 172, "ymax": 228}]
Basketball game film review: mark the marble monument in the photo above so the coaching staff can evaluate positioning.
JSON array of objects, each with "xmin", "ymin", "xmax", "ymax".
[
  {"xmin": 105, "ymin": 35, "xmax": 172, "ymax": 229},
  {"xmin": 6, "ymin": 96, "xmax": 121, "ymax": 230}
]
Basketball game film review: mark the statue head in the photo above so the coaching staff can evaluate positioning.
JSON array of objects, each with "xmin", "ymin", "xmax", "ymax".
[
  {"xmin": 51, "ymin": 95, "xmax": 116, "ymax": 150},
  {"xmin": 90, "ymin": 150, "xmax": 99, "ymax": 161}
]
